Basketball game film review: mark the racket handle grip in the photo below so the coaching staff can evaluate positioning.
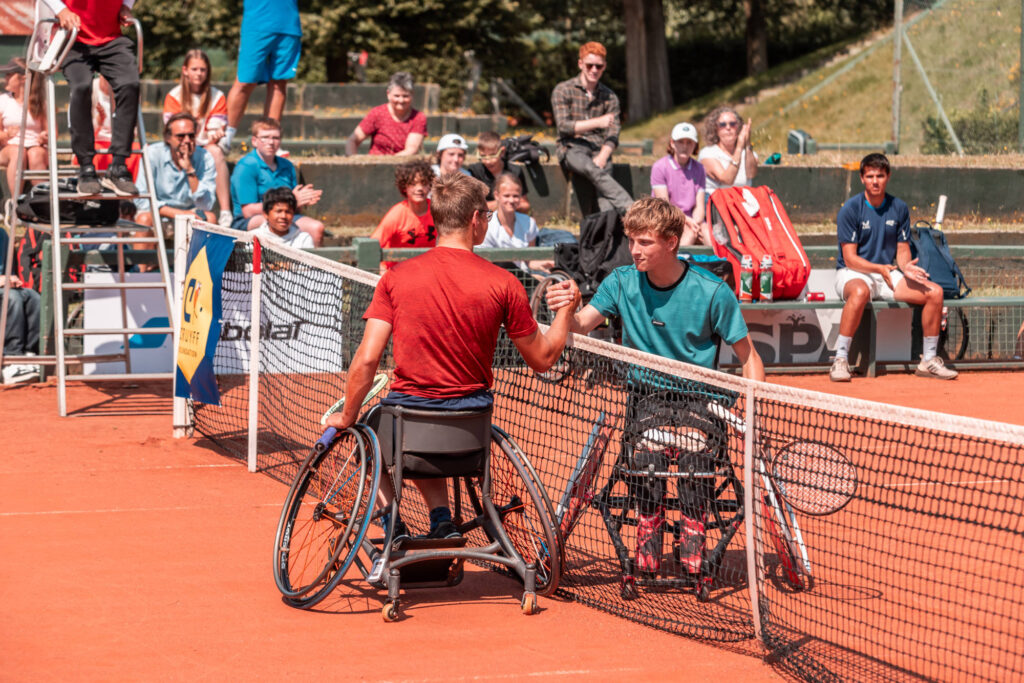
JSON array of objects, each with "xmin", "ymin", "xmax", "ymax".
[{"xmin": 316, "ymin": 427, "xmax": 338, "ymax": 451}]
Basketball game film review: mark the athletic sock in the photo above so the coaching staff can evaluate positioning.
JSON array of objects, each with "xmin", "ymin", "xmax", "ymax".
[
  {"xmin": 835, "ymin": 334, "xmax": 852, "ymax": 361},
  {"xmin": 428, "ymin": 506, "xmax": 452, "ymax": 533},
  {"xmin": 923, "ymin": 335, "xmax": 939, "ymax": 361},
  {"xmin": 223, "ymin": 126, "xmax": 237, "ymax": 147}
]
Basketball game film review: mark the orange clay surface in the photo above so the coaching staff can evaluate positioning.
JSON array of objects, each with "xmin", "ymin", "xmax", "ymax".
[{"xmin": 2, "ymin": 370, "xmax": 1019, "ymax": 681}]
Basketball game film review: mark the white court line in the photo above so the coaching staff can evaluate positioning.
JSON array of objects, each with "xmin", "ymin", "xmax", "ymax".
[
  {"xmin": 0, "ymin": 463, "xmax": 240, "ymax": 476},
  {"xmin": 398, "ymin": 668, "xmax": 644, "ymax": 682},
  {"xmin": 0, "ymin": 502, "xmax": 281, "ymax": 517},
  {"xmin": 878, "ymin": 478, "xmax": 1013, "ymax": 489}
]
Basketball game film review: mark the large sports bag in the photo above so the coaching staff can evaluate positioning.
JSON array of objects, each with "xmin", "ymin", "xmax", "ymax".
[{"xmin": 908, "ymin": 222, "xmax": 971, "ymax": 299}]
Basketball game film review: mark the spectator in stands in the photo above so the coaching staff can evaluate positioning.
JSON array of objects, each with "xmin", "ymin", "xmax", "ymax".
[
  {"xmin": 482, "ymin": 172, "xmax": 552, "ymax": 274},
  {"xmin": 830, "ymin": 153, "xmax": 956, "ymax": 382},
  {"xmin": 163, "ymin": 50, "xmax": 232, "ymax": 228},
  {"xmin": 0, "ymin": 228, "xmax": 40, "ymax": 385},
  {"xmin": 252, "ymin": 187, "xmax": 313, "ymax": 249},
  {"xmin": 345, "ymin": 72, "xmax": 426, "ymax": 156},
  {"xmin": 371, "ymin": 160, "xmax": 435, "ymax": 271},
  {"xmin": 698, "ymin": 106, "xmax": 758, "ymax": 194},
  {"xmin": 0, "ymin": 58, "xmax": 47, "ymax": 198},
  {"xmin": 467, "ymin": 131, "xmax": 531, "ymax": 213},
  {"xmin": 50, "ymin": 0, "xmax": 140, "ymax": 196},
  {"xmin": 551, "ymin": 41, "xmax": 633, "ymax": 216},
  {"xmin": 651, "ymin": 122, "xmax": 709, "ymax": 246},
  {"xmin": 230, "ymin": 117, "xmax": 324, "ymax": 245},
  {"xmin": 134, "ymin": 113, "xmax": 216, "ymax": 227},
  {"xmin": 220, "ymin": 0, "xmax": 302, "ymax": 153},
  {"xmin": 430, "ymin": 134, "xmax": 471, "ymax": 178}
]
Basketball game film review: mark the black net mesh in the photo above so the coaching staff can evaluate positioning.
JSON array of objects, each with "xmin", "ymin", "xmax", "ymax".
[{"xmin": 188, "ymin": 228, "xmax": 1024, "ymax": 679}]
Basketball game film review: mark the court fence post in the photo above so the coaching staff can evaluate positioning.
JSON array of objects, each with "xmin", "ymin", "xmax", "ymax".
[
  {"xmin": 743, "ymin": 386, "xmax": 763, "ymax": 643},
  {"xmin": 353, "ymin": 237, "xmax": 381, "ymax": 273}
]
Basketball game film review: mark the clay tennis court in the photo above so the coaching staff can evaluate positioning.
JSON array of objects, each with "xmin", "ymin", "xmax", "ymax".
[{"xmin": 3, "ymin": 370, "xmax": 1022, "ymax": 680}]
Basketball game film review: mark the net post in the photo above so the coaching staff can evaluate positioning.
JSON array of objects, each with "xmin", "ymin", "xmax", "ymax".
[
  {"xmin": 172, "ymin": 215, "xmax": 192, "ymax": 438},
  {"xmin": 246, "ymin": 237, "xmax": 263, "ymax": 473},
  {"xmin": 742, "ymin": 386, "xmax": 762, "ymax": 643}
]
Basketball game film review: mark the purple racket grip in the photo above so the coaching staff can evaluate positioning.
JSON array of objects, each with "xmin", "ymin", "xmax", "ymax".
[{"xmin": 316, "ymin": 427, "xmax": 338, "ymax": 451}]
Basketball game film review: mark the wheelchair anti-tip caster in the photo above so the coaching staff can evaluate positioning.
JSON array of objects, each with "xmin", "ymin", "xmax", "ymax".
[
  {"xmin": 382, "ymin": 601, "xmax": 400, "ymax": 622},
  {"xmin": 521, "ymin": 592, "xmax": 539, "ymax": 615},
  {"xmin": 620, "ymin": 575, "xmax": 639, "ymax": 600}
]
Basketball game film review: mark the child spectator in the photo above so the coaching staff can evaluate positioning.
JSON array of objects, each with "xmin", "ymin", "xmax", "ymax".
[
  {"xmin": 467, "ymin": 131, "xmax": 531, "ymax": 213},
  {"xmin": 345, "ymin": 72, "xmax": 426, "ymax": 156},
  {"xmin": 650, "ymin": 122, "xmax": 708, "ymax": 246},
  {"xmin": 0, "ymin": 58, "xmax": 47, "ymax": 197},
  {"xmin": 482, "ymin": 172, "xmax": 553, "ymax": 274},
  {"xmin": 163, "ymin": 49, "xmax": 232, "ymax": 227},
  {"xmin": 252, "ymin": 187, "xmax": 313, "ymax": 248},
  {"xmin": 370, "ymin": 160, "xmax": 436, "ymax": 271},
  {"xmin": 431, "ymin": 134, "xmax": 471, "ymax": 178}
]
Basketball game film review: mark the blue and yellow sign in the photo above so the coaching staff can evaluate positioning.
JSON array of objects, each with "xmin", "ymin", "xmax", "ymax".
[{"xmin": 174, "ymin": 231, "xmax": 236, "ymax": 405}]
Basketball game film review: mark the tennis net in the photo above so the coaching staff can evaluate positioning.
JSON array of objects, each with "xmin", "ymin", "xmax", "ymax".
[{"xmin": 181, "ymin": 221, "xmax": 1024, "ymax": 681}]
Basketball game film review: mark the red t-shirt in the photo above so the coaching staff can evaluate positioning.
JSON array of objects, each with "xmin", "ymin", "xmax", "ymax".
[
  {"xmin": 66, "ymin": 0, "xmax": 123, "ymax": 46},
  {"xmin": 374, "ymin": 200, "xmax": 435, "ymax": 270},
  {"xmin": 358, "ymin": 104, "xmax": 427, "ymax": 155},
  {"xmin": 364, "ymin": 247, "xmax": 539, "ymax": 398}
]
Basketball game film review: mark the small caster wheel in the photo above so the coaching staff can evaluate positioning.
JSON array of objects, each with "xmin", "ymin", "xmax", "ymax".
[
  {"xmin": 696, "ymin": 579, "xmax": 711, "ymax": 603},
  {"xmin": 382, "ymin": 601, "xmax": 400, "ymax": 622},
  {"xmin": 521, "ymin": 592, "xmax": 539, "ymax": 615},
  {"xmin": 620, "ymin": 575, "xmax": 639, "ymax": 601}
]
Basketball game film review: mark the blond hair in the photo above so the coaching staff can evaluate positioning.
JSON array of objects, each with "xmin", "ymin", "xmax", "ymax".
[
  {"xmin": 431, "ymin": 173, "xmax": 488, "ymax": 236},
  {"xmin": 623, "ymin": 197, "xmax": 684, "ymax": 247}
]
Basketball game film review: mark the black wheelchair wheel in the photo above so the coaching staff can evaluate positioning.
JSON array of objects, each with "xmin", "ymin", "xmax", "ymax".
[
  {"xmin": 482, "ymin": 430, "xmax": 563, "ymax": 596},
  {"xmin": 273, "ymin": 427, "xmax": 380, "ymax": 608}
]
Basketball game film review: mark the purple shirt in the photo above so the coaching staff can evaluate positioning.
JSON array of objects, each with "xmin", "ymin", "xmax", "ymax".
[{"xmin": 650, "ymin": 155, "xmax": 706, "ymax": 217}]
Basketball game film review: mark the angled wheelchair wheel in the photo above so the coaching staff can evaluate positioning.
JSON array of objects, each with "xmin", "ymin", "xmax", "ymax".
[
  {"xmin": 273, "ymin": 427, "xmax": 380, "ymax": 608},
  {"xmin": 484, "ymin": 429, "xmax": 563, "ymax": 596},
  {"xmin": 528, "ymin": 270, "xmax": 573, "ymax": 383}
]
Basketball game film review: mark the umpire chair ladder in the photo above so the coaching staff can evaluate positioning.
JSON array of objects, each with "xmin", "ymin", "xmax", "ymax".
[{"xmin": 0, "ymin": 19, "xmax": 173, "ymax": 415}]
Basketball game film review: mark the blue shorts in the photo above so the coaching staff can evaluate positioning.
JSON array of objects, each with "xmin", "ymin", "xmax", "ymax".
[
  {"xmin": 237, "ymin": 32, "xmax": 301, "ymax": 84},
  {"xmin": 380, "ymin": 389, "xmax": 494, "ymax": 410}
]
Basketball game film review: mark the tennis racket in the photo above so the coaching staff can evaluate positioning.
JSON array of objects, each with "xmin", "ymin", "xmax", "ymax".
[
  {"xmin": 769, "ymin": 440, "xmax": 858, "ymax": 516},
  {"xmin": 759, "ymin": 455, "xmax": 811, "ymax": 590},
  {"xmin": 315, "ymin": 373, "xmax": 390, "ymax": 448},
  {"xmin": 556, "ymin": 412, "xmax": 615, "ymax": 538}
]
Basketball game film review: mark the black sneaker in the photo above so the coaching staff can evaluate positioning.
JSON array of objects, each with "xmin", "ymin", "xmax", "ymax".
[
  {"xmin": 101, "ymin": 163, "xmax": 139, "ymax": 197},
  {"xmin": 426, "ymin": 520, "xmax": 461, "ymax": 540},
  {"xmin": 392, "ymin": 520, "xmax": 411, "ymax": 548},
  {"xmin": 77, "ymin": 164, "xmax": 102, "ymax": 196}
]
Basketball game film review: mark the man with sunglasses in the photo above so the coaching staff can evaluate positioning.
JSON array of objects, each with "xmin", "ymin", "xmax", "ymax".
[
  {"xmin": 134, "ymin": 113, "xmax": 217, "ymax": 228},
  {"xmin": 551, "ymin": 41, "xmax": 634, "ymax": 216}
]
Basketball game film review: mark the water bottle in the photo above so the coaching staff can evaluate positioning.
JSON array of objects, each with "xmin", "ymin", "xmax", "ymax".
[
  {"xmin": 739, "ymin": 255, "xmax": 754, "ymax": 302},
  {"xmin": 759, "ymin": 255, "xmax": 774, "ymax": 302}
]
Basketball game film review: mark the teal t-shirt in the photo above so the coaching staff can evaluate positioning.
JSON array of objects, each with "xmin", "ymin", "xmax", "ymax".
[{"xmin": 589, "ymin": 263, "xmax": 748, "ymax": 370}]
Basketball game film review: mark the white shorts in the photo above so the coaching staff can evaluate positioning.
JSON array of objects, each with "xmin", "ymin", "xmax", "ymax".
[{"xmin": 834, "ymin": 268, "xmax": 905, "ymax": 302}]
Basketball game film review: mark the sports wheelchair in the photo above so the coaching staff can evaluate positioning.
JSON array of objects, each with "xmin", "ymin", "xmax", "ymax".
[{"xmin": 273, "ymin": 404, "xmax": 562, "ymax": 621}]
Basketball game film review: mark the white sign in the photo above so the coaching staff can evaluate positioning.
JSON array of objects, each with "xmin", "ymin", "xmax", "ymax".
[{"xmin": 83, "ymin": 272, "xmax": 173, "ymax": 374}]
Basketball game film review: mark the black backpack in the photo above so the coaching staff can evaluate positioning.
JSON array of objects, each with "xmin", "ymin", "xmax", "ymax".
[
  {"xmin": 908, "ymin": 222, "xmax": 971, "ymax": 299},
  {"xmin": 16, "ymin": 179, "xmax": 120, "ymax": 226},
  {"xmin": 502, "ymin": 134, "xmax": 550, "ymax": 166}
]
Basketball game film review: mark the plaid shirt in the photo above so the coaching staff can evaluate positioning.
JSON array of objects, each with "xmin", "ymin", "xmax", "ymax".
[{"xmin": 551, "ymin": 76, "xmax": 621, "ymax": 155}]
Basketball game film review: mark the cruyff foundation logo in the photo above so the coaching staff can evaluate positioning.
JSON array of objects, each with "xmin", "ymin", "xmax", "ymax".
[{"xmin": 177, "ymin": 246, "xmax": 214, "ymax": 383}]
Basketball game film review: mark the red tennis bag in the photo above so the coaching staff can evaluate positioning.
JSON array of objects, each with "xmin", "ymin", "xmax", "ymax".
[{"xmin": 707, "ymin": 186, "xmax": 810, "ymax": 301}]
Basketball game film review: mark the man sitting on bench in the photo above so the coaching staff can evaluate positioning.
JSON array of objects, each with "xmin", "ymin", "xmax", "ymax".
[{"xmin": 326, "ymin": 172, "xmax": 580, "ymax": 540}]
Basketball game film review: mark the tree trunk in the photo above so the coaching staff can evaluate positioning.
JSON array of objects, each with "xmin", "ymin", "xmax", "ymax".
[
  {"xmin": 745, "ymin": 0, "xmax": 768, "ymax": 76},
  {"xmin": 623, "ymin": 0, "xmax": 673, "ymax": 122}
]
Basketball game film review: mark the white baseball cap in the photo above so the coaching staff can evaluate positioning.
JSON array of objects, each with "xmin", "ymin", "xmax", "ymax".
[
  {"xmin": 670, "ymin": 122, "xmax": 698, "ymax": 143},
  {"xmin": 437, "ymin": 134, "xmax": 469, "ymax": 153}
]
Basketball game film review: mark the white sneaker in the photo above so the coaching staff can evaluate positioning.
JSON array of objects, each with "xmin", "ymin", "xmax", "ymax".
[
  {"xmin": 218, "ymin": 210, "xmax": 233, "ymax": 228},
  {"xmin": 915, "ymin": 355, "xmax": 958, "ymax": 380},
  {"xmin": 829, "ymin": 357, "xmax": 851, "ymax": 382},
  {"xmin": 3, "ymin": 364, "xmax": 37, "ymax": 385}
]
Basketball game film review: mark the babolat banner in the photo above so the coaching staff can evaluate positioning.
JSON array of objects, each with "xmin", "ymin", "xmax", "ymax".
[{"xmin": 175, "ymin": 230, "xmax": 236, "ymax": 405}]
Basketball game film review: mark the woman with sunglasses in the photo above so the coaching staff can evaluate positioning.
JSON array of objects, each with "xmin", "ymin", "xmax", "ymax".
[{"xmin": 698, "ymin": 106, "xmax": 758, "ymax": 194}]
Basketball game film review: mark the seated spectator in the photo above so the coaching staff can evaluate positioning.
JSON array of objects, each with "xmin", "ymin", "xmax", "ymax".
[
  {"xmin": 0, "ymin": 58, "xmax": 47, "ymax": 198},
  {"xmin": 163, "ymin": 49, "xmax": 232, "ymax": 228},
  {"xmin": 467, "ymin": 131, "xmax": 531, "ymax": 213},
  {"xmin": 370, "ymin": 160, "xmax": 436, "ymax": 271},
  {"xmin": 135, "ymin": 113, "xmax": 217, "ymax": 229},
  {"xmin": 698, "ymin": 106, "xmax": 758, "ymax": 194},
  {"xmin": 252, "ymin": 187, "xmax": 313, "ymax": 248},
  {"xmin": 345, "ymin": 72, "xmax": 426, "ymax": 156},
  {"xmin": 482, "ymin": 172, "xmax": 553, "ymax": 274},
  {"xmin": 651, "ymin": 122, "xmax": 709, "ymax": 246},
  {"xmin": 230, "ymin": 117, "xmax": 324, "ymax": 245},
  {"xmin": 431, "ymin": 134, "xmax": 472, "ymax": 178},
  {"xmin": 0, "ymin": 228, "xmax": 40, "ymax": 384}
]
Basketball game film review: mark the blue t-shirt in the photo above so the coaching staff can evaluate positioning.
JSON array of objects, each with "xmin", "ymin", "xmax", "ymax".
[
  {"xmin": 242, "ymin": 0, "xmax": 301, "ymax": 36},
  {"xmin": 589, "ymin": 263, "xmax": 748, "ymax": 370},
  {"xmin": 835, "ymin": 193, "xmax": 910, "ymax": 269},
  {"xmin": 229, "ymin": 150, "xmax": 298, "ymax": 221}
]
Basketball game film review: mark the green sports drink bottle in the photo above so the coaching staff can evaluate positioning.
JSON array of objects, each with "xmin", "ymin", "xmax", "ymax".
[
  {"xmin": 739, "ymin": 255, "xmax": 754, "ymax": 302},
  {"xmin": 760, "ymin": 255, "xmax": 773, "ymax": 302}
]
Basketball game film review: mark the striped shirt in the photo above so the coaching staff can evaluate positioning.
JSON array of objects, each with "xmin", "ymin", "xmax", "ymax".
[{"xmin": 551, "ymin": 76, "xmax": 621, "ymax": 155}]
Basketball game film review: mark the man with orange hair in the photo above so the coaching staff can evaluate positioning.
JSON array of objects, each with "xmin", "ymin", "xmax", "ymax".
[{"xmin": 551, "ymin": 41, "xmax": 634, "ymax": 216}]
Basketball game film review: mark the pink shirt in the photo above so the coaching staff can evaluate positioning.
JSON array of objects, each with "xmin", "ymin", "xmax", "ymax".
[
  {"xmin": 0, "ymin": 93, "xmax": 44, "ymax": 148},
  {"xmin": 357, "ymin": 104, "xmax": 427, "ymax": 155}
]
